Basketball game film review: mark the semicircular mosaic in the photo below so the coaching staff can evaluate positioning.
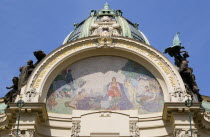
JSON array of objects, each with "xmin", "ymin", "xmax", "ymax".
[{"xmin": 46, "ymin": 56, "xmax": 164, "ymax": 114}]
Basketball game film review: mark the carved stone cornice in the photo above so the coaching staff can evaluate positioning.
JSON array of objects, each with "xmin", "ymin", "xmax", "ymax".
[
  {"xmin": 162, "ymin": 102, "xmax": 203, "ymax": 121},
  {"xmin": 163, "ymin": 103, "xmax": 204, "ymax": 137},
  {"xmin": 5, "ymin": 103, "xmax": 48, "ymax": 128}
]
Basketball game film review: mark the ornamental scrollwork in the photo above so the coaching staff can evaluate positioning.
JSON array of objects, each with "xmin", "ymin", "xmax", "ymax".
[
  {"xmin": 170, "ymin": 88, "xmax": 192, "ymax": 102},
  {"xmin": 71, "ymin": 121, "xmax": 81, "ymax": 137},
  {"xmin": 130, "ymin": 121, "xmax": 139, "ymax": 137}
]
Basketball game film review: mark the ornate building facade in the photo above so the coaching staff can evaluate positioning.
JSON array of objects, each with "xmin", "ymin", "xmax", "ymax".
[{"xmin": 0, "ymin": 3, "xmax": 210, "ymax": 137}]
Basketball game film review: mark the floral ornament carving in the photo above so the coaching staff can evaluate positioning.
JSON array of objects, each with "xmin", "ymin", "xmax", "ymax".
[
  {"xmin": 96, "ymin": 37, "xmax": 116, "ymax": 48},
  {"xmin": 91, "ymin": 16, "xmax": 122, "ymax": 37},
  {"xmin": 174, "ymin": 129, "xmax": 198, "ymax": 137},
  {"xmin": 170, "ymin": 88, "xmax": 192, "ymax": 102},
  {"xmin": 71, "ymin": 121, "xmax": 81, "ymax": 137},
  {"xmin": 130, "ymin": 121, "xmax": 139, "ymax": 137}
]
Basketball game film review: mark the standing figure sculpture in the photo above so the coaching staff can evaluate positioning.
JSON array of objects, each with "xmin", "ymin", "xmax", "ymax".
[
  {"xmin": 4, "ymin": 77, "xmax": 19, "ymax": 104},
  {"xmin": 4, "ymin": 50, "xmax": 46, "ymax": 103},
  {"xmin": 18, "ymin": 60, "xmax": 34, "ymax": 91},
  {"xmin": 164, "ymin": 33, "xmax": 202, "ymax": 102}
]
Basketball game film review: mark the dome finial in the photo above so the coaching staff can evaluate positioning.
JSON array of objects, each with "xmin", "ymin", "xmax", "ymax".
[
  {"xmin": 104, "ymin": 2, "xmax": 110, "ymax": 10},
  {"xmin": 173, "ymin": 32, "xmax": 181, "ymax": 47}
]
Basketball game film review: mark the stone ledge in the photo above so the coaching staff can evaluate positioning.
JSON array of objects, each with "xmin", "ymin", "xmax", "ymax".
[
  {"xmin": 5, "ymin": 103, "xmax": 48, "ymax": 129},
  {"xmin": 162, "ymin": 102, "xmax": 204, "ymax": 121}
]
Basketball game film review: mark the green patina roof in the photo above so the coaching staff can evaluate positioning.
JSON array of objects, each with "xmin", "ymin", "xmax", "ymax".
[
  {"xmin": 97, "ymin": 3, "xmax": 117, "ymax": 16},
  {"xmin": 0, "ymin": 102, "xmax": 6, "ymax": 114},
  {"xmin": 104, "ymin": 2, "xmax": 109, "ymax": 10},
  {"xmin": 63, "ymin": 3, "xmax": 150, "ymax": 45},
  {"xmin": 173, "ymin": 32, "xmax": 182, "ymax": 47},
  {"xmin": 202, "ymin": 101, "xmax": 210, "ymax": 112}
]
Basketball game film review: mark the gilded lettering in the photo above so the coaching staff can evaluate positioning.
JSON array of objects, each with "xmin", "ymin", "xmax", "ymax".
[{"xmin": 169, "ymin": 76, "xmax": 176, "ymax": 87}]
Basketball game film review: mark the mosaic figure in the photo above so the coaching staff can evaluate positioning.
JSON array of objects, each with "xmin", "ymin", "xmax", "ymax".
[{"xmin": 46, "ymin": 56, "xmax": 164, "ymax": 114}]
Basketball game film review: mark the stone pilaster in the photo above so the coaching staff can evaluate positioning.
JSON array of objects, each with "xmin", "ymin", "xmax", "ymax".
[
  {"xmin": 71, "ymin": 120, "xmax": 81, "ymax": 137},
  {"xmin": 6, "ymin": 103, "xmax": 48, "ymax": 137}
]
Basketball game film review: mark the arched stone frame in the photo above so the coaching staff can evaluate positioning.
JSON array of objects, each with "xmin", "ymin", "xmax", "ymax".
[{"xmin": 22, "ymin": 36, "xmax": 186, "ymax": 104}]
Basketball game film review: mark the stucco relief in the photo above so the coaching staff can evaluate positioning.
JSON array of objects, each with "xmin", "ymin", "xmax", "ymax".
[
  {"xmin": 46, "ymin": 56, "xmax": 164, "ymax": 114},
  {"xmin": 170, "ymin": 88, "xmax": 192, "ymax": 102}
]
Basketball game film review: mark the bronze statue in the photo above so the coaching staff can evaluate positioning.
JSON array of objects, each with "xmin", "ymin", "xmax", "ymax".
[
  {"xmin": 33, "ymin": 50, "xmax": 46, "ymax": 67},
  {"xmin": 18, "ymin": 60, "xmax": 34, "ymax": 91},
  {"xmin": 4, "ymin": 50, "xmax": 46, "ymax": 103},
  {"xmin": 4, "ymin": 77, "xmax": 19, "ymax": 104},
  {"xmin": 17, "ymin": 50, "xmax": 46, "ymax": 91},
  {"xmin": 164, "ymin": 33, "xmax": 202, "ymax": 102}
]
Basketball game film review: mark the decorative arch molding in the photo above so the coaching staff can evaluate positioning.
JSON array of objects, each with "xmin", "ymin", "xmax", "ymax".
[{"xmin": 22, "ymin": 36, "xmax": 186, "ymax": 103}]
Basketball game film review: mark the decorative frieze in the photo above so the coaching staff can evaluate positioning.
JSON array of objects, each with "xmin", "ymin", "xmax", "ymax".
[
  {"xmin": 174, "ymin": 129, "xmax": 198, "ymax": 137},
  {"xmin": 9, "ymin": 129, "xmax": 35, "ymax": 137},
  {"xmin": 170, "ymin": 88, "xmax": 192, "ymax": 102}
]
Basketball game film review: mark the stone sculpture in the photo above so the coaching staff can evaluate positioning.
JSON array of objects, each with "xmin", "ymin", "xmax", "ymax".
[
  {"xmin": 90, "ymin": 15, "xmax": 122, "ymax": 37},
  {"xmin": 18, "ymin": 60, "xmax": 34, "ymax": 91},
  {"xmin": 4, "ymin": 77, "xmax": 19, "ymax": 103},
  {"xmin": 164, "ymin": 33, "xmax": 202, "ymax": 102},
  {"xmin": 18, "ymin": 50, "xmax": 46, "ymax": 91},
  {"xmin": 4, "ymin": 50, "xmax": 46, "ymax": 103},
  {"xmin": 33, "ymin": 50, "xmax": 46, "ymax": 67}
]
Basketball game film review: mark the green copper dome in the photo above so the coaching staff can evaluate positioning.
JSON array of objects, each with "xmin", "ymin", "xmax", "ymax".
[{"xmin": 63, "ymin": 3, "xmax": 150, "ymax": 45}]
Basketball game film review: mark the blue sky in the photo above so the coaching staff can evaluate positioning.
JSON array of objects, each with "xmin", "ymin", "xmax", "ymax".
[{"xmin": 0, "ymin": 0, "xmax": 210, "ymax": 97}]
